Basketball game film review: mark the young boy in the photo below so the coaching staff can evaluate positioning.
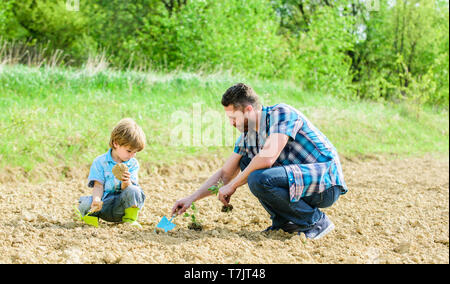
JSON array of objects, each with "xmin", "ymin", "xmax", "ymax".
[{"xmin": 78, "ymin": 118, "xmax": 146, "ymax": 228}]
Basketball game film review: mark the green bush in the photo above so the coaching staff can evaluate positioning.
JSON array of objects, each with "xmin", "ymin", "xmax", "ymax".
[
  {"xmin": 352, "ymin": 0, "xmax": 449, "ymax": 107},
  {"xmin": 0, "ymin": 0, "xmax": 448, "ymax": 108},
  {"xmin": 0, "ymin": 0, "xmax": 28, "ymax": 40},
  {"xmin": 82, "ymin": 0, "xmax": 162, "ymax": 68},
  {"xmin": 137, "ymin": 0, "xmax": 289, "ymax": 77},
  {"xmin": 281, "ymin": 3, "xmax": 357, "ymax": 97},
  {"xmin": 10, "ymin": 0, "xmax": 89, "ymax": 64}
]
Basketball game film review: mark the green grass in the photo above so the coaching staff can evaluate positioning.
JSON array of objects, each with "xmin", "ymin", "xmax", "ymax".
[{"xmin": 0, "ymin": 64, "xmax": 448, "ymax": 173}]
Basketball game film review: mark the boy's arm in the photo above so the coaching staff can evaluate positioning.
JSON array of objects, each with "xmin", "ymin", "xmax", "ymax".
[
  {"xmin": 90, "ymin": 181, "xmax": 104, "ymax": 212},
  {"xmin": 121, "ymin": 171, "xmax": 132, "ymax": 189},
  {"xmin": 121, "ymin": 160, "xmax": 139, "ymax": 189},
  {"xmin": 86, "ymin": 158, "xmax": 106, "ymax": 212},
  {"xmin": 92, "ymin": 181, "xmax": 104, "ymax": 200},
  {"xmin": 129, "ymin": 160, "xmax": 140, "ymax": 185}
]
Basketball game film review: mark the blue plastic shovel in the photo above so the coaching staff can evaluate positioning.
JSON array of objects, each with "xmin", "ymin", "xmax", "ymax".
[{"xmin": 156, "ymin": 215, "xmax": 176, "ymax": 232}]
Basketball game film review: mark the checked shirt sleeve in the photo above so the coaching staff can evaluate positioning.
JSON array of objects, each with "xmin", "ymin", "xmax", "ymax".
[
  {"xmin": 268, "ymin": 106, "xmax": 303, "ymax": 140},
  {"xmin": 266, "ymin": 104, "xmax": 345, "ymax": 201},
  {"xmin": 285, "ymin": 161, "xmax": 335, "ymax": 201},
  {"xmin": 233, "ymin": 134, "xmax": 246, "ymax": 156}
]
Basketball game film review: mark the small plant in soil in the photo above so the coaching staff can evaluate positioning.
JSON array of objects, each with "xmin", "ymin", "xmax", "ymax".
[
  {"xmin": 183, "ymin": 202, "xmax": 203, "ymax": 231},
  {"xmin": 208, "ymin": 180, "xmax": 233, "ymax": 213}
]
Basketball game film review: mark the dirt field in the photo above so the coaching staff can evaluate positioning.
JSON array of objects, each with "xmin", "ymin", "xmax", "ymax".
[{"xmin": 0, "ymin": 154, "xmax": 448, "ymax": 264}]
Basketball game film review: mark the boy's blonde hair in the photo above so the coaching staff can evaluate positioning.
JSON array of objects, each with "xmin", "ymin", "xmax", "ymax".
[{"xmin": 109, "ymin": 118, "xmax": 146, "ymax": 151}]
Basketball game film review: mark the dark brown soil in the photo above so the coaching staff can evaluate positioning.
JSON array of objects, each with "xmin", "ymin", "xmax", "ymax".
[{"xmin": 221, "ymin": 205, "xmax": 233, "ymax": 213}]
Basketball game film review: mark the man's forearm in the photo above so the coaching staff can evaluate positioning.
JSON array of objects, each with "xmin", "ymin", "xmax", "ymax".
[
  {"xmin": 228, "ymin": 133, "xmax": 288, "ymax": 190},
  {"xmin": 228, "ymin": 154, "xmax": 272, "ymax": 189},
  {"xmin": 190, "ymin": 168, "xmax": 224, "ymax": 202}
]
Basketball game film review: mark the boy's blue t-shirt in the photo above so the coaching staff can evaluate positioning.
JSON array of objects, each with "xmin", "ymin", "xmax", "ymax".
[{"xmin": 87, "ymin": 148, "xmax": 140, "ymax": 199}]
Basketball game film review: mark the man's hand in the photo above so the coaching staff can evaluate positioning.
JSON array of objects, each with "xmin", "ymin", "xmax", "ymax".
[
  {"xmin": 171, "ymin": 196, "xmax": 195, "ymax": 216},
  {"xmin": 90, "ymin": 197, "xmax": 103, "ymax": 213},
  {"xmin": 121, "ymin": 171, "xmax": 132, "ymax": 189},
  {"xmin": 218, "ymin": 183, "xmax": 236, "ymax": 206},
  {"xmin": 170, "ymin": 152, "xmax": 242, "ymax": 216}
]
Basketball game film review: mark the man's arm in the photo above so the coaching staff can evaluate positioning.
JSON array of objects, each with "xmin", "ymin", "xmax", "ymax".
[
  {"xmin": 218, "ymin": 133, "xmax": 289, "ymax": 205},
  {"xmin": 220, "ymin": 152, "xmax": 242, "ymax": 184},
  {"xmin": 191, "ymin": 152, "xmax": 242, "ymax": 200},
  {"xmin": 171, "ymin": 152, "xmax": 242, "ymax": 215}
]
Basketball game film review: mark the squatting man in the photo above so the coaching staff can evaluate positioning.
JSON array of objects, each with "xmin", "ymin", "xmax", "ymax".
[{"xmin": 172, "ymin": 83, "xmax": 348, "ymax": 239}]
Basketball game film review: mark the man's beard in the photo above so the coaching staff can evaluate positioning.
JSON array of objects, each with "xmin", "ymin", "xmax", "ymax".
[{"xmin": 237, "ymin": 118, "xmax": 249, "ymax": 133}]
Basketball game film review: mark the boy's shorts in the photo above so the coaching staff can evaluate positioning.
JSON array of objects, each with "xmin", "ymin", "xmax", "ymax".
[{"xmin": 78, "ymin": 185, "xmax": 146, "ymax": 222}]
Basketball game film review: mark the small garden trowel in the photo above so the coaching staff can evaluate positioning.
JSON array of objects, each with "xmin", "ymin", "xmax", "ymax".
[{"xmin": 74, "ymin": 206, "xmax": 99, "ymax": 228}]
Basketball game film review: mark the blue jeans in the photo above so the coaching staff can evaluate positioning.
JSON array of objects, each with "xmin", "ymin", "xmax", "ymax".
[
  {"xmin": 78, "ymin": 185, "xmax": 146, "ymax": 222},
  {"xmin": 240, "ymin": 156, "xmax": 342, "ymax": 229}
]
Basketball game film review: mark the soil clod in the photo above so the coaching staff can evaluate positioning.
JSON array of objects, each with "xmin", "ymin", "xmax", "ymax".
[{"xmin": 112, "ymin": 163, "xmax": 128, "ymax": 181}]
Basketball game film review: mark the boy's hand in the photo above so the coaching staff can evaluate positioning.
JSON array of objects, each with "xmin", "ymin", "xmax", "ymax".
[
  {"xmin": 90, "ymin": 197, "xmax": 103, "ymax": 213},
  {"xmin": 121, "ymin": 171, "xmax": 132, "ymax": 189}
]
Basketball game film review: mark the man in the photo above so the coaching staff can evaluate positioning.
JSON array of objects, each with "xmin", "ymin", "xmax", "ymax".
[{"xmin": 171, "ymin": 83, "xmax": 347, "ymax": 239}]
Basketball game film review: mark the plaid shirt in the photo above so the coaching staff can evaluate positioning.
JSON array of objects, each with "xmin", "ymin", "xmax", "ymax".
[{"xmin": 234, "ymin": 104, "xmax": 348, "ymax": 202}]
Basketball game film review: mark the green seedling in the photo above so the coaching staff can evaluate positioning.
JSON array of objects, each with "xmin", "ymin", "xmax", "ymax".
[
  {"xmin": 183, "ymin": 202, "xmax": 203, "ymax": 231},
  {"xmin": 207, "ymin": 180, "xmax": 223, "ymax": 195},
  {"xmin": 208, "ymin": 180, "xmax": 234, "ymax": 213}
]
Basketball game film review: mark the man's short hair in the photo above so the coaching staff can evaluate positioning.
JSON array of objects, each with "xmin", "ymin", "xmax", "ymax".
[
  {"xmin": 109, "ymin": 118, "xmax": 146, "ymax": 151},
  {"xmin": 221, "ymin": 83, "xmax": 261, "ymax": 109}
]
